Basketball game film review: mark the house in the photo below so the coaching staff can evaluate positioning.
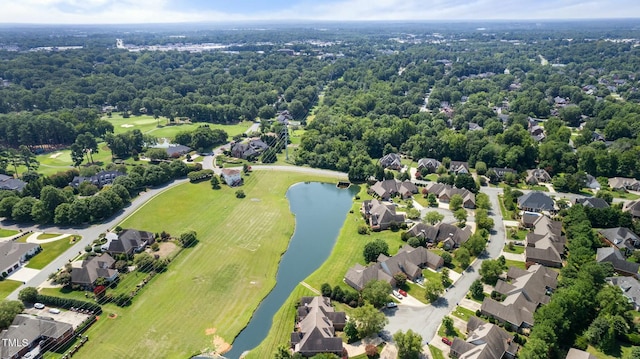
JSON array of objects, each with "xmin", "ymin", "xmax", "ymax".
[
  {"xmin": 624, "ymin": 200, "xmax": 640, "ymax": 219},
  {"xmin": 450, "ymin": 317, "xmax": 518, "ymax": 359},
  {"xmin": 71, "ymin": 253, "xmax": 118, "ymax": 289},
  {"xmin": 0, "ymin": 174, "xmax": 26, "ymax": 192},
  {"xmin": 489, "ymin": 167, "xmax": 518, "ymax": 180},
  {"xmin": 575, "ymin": 197, "xmax": 609, "ymax": 209},
  {"xmin": 165, "ymin": 144, "xmax": 191, "ymax": 157},
  {"xmin": 0, "ymin": 314, "xmax": 74, "ymax": 359},
  {"xmin": 450, "ymin": 161, "xmax": 470, "ymax": 175},
  {"xmin": 517, "ymin": 191, "xmax": 554, "ymax": 213},
  {"xmin": 291, "ymin": 296, "xmax": 344, "ymax": 357},
  {"xmin": 70, "ymin": 170, "xmax": 125, "ymax": 189},
  {"xmin": 379, "ymin": 153, "xmax": 402, "ymax": 170},
  {"xmin": 566, "ymin": 348, "xmax": 597, "ymax": 359},
  {"xmin": 597, "ymin": 247, "xmax": 640, "ymax": 277},
  {"xmin": 0, "ymin": 242, "xmax": 41, "ymax": 276},
  {"xmin": 277, "ymin": 110, "xmax": 293, "ymax": 124},
  {"xmin": 344, "ymin": 245, "xmax": 443, "ymax": 291},
  {"xmin": 529, "ymin": 125, "xmax": 545, "ymax": 142},
  {"xmin": 521, "ymin": 212, "xmax": 541, "ymax": 228},
  {"xmin": 599, "ymin": 227, "xmax": 640, "ymax": 255},
  {"xmin": 360, "ymin": 199, "xmax": 405, "ymax": 231},
  {"xmin": 525, "ymin": 169, "xmax": 551, "ymax": 185},
  {"xmin": 406, "ymin": 222, "xmax": 472, "ymax": 249},
  {"xmin": 469, "ymin": 122, "xmax": 483, "ymax": 131},
  {"xmin": 426, "ymin": 183, "xmax": 476, "ymax": 208},
  {"xmin": 368, "ymin": 179, "xmax": 418, "ymax": 200},
  {"xmin": 230, "ymin": 138, "xmax": 269, "ymax": 160},
  {"xmin": 584, "ymin": 174, "xmax": 601, "ymax": 190},
  {"xmin": 480, "ymin": 265, "xmax": 558, "ymax": 331},
  {"xmin": 609, "ymin": 177, "xmax": 640, "ymax": 192},
  {"xmin": 525, "ymin": 216, "xmax": 566, "ymax": 268},
  {"xmin": 417, "ymin": 158, "xmax": 442, "ymax": 173},
  {"xmin": 605, "ymin": 276, "xmax": 640, "ymax": 311},
  {"xmin": 103, "ymin": 229, "xmax": 155, "ymax": 257},
  {"xmin": 221, "ymin": 168, "xmax": 242, "ymax": 187}
]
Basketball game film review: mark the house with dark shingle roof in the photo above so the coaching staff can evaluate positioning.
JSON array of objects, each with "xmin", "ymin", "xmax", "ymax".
[
  {"xmin": 360, "ymin": 199, "xmax": 405, "ymax": 231},
  {"xmin": 103, "ymin": 229, "xmax": 155, "ymax": 257},
  {"xmin": 525, "ymin": 169, "xmax": 551, "ymax": 185},
  {"xmin": 344, "ymin": 245, "xmax": 443, "ymax": 291},
  {"xmin": 426, "ymin": 183, "xmax": 476, "ymax": 208},
  {"xmin": 291, "ymin": 296, "xmax": 344, "ymax": 357},
  {"xmin": 406, "ymin": 222, "xmax": 472, "ymax": 250},
  {"xmin": 605, "ymin": 276, "xmax": 640, "ymax": 311},
  {"xmin": 165, "ymin": 144, "xmax": 191, "ymax": 157},
  {"xmin": 489, "ymin": 167, "xmax": 518, "ymax": 180},
  {"xmin": 417, "ymin": 158, "xmax": 442, "ymax": 173},
  {"xmin": 597, "ymin": 247, "xmax": 640, "ymax": 277},
  {"xmin": 517, "ymin": 191, "xmax": 554, "ymax": 213},
  {"xmin": 230, "ymin": 138, "xmax": 269, "ymax": 160},
  {"xmin": 0, "ymin": 174, "xmax": 26, "ymax": 192},
  {"xmin": 0, "ymin": 241, "xmax": 41, "ymax": 276},
  {"xmin": 525, "ymin": 216, "xmax": 566, "ymax": 268},
  {"xmin": 480, "ymin": 265, "xmax": 558, "ymax": 331},
  {"xmin": 70, "ymin": 170, "xmax": 124, "ymax": 189},
  {"xmin": 599, "ymin": 227, "xmax": 640, "ymax": 256},
  {"xmin": 624, "ymin": 200, "xmax": 640, "ymax": 219},
  {"xmin": 450, "ymin": 317, "xmax": 518, "ymax": 359},
  {"xmin": 449, "ymin": 161, "xmax": 470, "ymax": 175},
  {"xmin": 609, "ymin": 177, "xmax": 640, "ymax": 191},
  {"xmin": 575, "ymin": 197, "xmax": 609, "ymax": 209},
  {"xmin": 379, "ymin": 153, "xmax": 402, "ymax": 170},
  {"xmin": 71, "ymin": 253, "xmax": 118, "ymax": 289},
  {"xmin": 368, "ymin": 179, "xmax": 418, "ymax": 200},
  {"xmin": 0, "ymin": 314, "xmax": 74, "ymax": 359}
]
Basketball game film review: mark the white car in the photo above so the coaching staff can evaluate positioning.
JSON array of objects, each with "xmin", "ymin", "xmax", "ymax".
[
  {"xmin": 48, "ymin": 308, "xmax": 60, "ymax": 314},
  {"xmin": 34, "ymin": 303, "xmax": 45, "ymax": 309},
  {"xmin": 386, "ymin": 302, "xmax": 398, "ymax": 308},
  {"xmin": 392, "ymin": 290, "xmax": 403, "ymax": 299}
]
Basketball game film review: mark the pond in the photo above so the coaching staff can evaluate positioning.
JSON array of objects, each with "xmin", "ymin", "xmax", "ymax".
[{"xmin": 224, "ymin": 182, "xmax": 358, "ymax": 359}]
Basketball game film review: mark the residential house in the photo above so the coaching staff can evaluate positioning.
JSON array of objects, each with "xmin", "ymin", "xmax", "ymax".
[
  {"xmin": 406, "ymin": 222, "xmax": 472, "ymax": 249},
  {"xmin": 221, "ymin": 168, "xmax": 242, "ymax": 187},
  {"xmin": 291, "ymin": 296, "xmax": 345, "ymax": 357},
  {"xmin": 368, "ymin": 179, "xmax": 418, "ymax": 200},
  {"xmin": 344, "ymin": 245, "xmax": 443, "ymax": 291},
  {"xmin": 450, "ymin": 161, "xmax": 470, "ymax": 175},
  {"xmin": 624, "ymin": 200, "xmax": 640, "ymax": 219},
  {"xmin": 480, "ymin": 265, "xmax": 558, "ymax": 331},
  {"xmin": 469, "ymin": 122, "xmax": 483, "ymax": 131},
  {"xmin": 426, "ymin": 183, "xmax": 476, "ymax": 208},
  {"xmin": 0, "ymin": 314, "xmax": 74, "ymax": 359},
  {"xmin": 584, "ymin": 174, "xmax": 601, "ymax": 190},
  {"xmin": 379, "ymin": 153, "xmax": 402, "ymax": 170},
  {"xmin": 599, "ymin": 227, "xmax": 640, "ymax": 256},
  {"xmin": 517, "ymin": 191, "xmax": 555, "ymax": 213},
  {"xmin": 70, "ymin": 170, "xmax": 124, "ymax": 189},
  {"xmin": 525, "ymin": 169, "xmax": 551, "ymax": 185},
  {"xmin": 417, "ymin": 158, "xmax": 442, "ymax": 173},
  {"xmin": 0, "ymin": 174, "xmax": 26, "ymax": 192},
  {"xmin": 490, "ymin": 167, "xmax": 518, "ymax": 180},
  {"xmin": 450, "ymin": 316, "xmax": 518, "ymax": 359},
  {"xmin": 230, "ymin": 138, "xmax": 269, "ymax": 160},
  {"xmin": 575, "ymin": 197, "xmax": 609, "ymax": 209},
  {"xmin": 609, "ymin": 177, "xmax": 640, "ymax": 192},
  {"xmin": 0, "ymin": 242, "xmax": 41, "ymax": 276},
  {"xmin": 566, "ymin": 348, "xmax": 597, "ymax": 359},
  {"xmin": 605, "ymin": 276, "xmax": 640, "ymax": 311},
  {"xmin": 71, "ymin": 253, "xmax": 118, "ymax": 289},
  {"xmin": 597, "ymin": 247, "xmax": 640, "ymax": 277},
  {"xmin": 165, "ymin": 144, "xmax": 191, "ymax": 157},
  {"xmin": 360, "ymin": 199, "xmax": 405, "ymax": 231},
  {"xmin": 277, "ymin": 110, "xmax": 293, "ymax": 124},
  {"xmin": 525, "ymin": 216, "xmax": 566, "ymax": 268},
  {"xmin": 103, "ymin": 229, "xmax": 155, "ymax": 257},
  {"xmin": 592, "ymin": 132, "xmax": 606, "ymax": 142}
]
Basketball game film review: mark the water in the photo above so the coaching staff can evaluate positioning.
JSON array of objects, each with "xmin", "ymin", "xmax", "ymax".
[{"xmin": 224, "ymin": 182, "xmax": 358, "ymax": 358}]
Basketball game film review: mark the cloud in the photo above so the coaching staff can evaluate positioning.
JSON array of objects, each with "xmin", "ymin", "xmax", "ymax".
[{"xmin": 0, "ymin": 0, "xmax": 638, "ymax": 24}]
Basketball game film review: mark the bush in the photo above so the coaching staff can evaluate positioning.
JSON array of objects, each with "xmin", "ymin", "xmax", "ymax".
[
  {"xmin": 358, "ymin": 225, "xmax": 370, "ymax": 235},
  {"xmin": 365, "ymin": 344, "xmax": 378, "ymax": 358},
  {"xmin": 35, "ymin": 294, "xmax": 102, "ymax": 314},
  {"xmin": 151, "ymin": 242, "xmax": 160, "ymax": 251},
  {"xmin": 441, "ymin": 252, "xmax": 452, "ymax": 266},
  {"xmin": 18, "ymin": 287, "xmax": 38, "ymax": 303},
  {"xmin": 235, "ymin": 190, "xmax": 246, "ymax": 198}
]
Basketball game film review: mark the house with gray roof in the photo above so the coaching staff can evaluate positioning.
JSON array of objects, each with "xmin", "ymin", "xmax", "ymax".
[
  {"xmin": 344, "ymin": 245, "xmax": 443, "ymax": 291},
  {"xmin": 624, "ymin": 200, "xmax": 640, "ymax": 219},
  {"xmin": 291, "ymin": 296, "xmax": 344, "ymax": 357},
  {"xmin": 489, "ymin": 167, "xmax": 518, "ymax": 180},
  {"xmin": 379, "ymin": 153, "xmax": 402, "ymax": 170},
  {"xmin": 597, "ymin": 247, "xmax": 640, "ymax": 277},
  {"xmin": 0, "ymin": 241, "xmax": 41, "ymax": 276},
  {"xmin": 605, "ymin": 276, "xmax": 640, "ymax": 311},
  {"xmin": 368, "ymin": 179, "xmax": 418, "ymax": 200},
  {"xmin": 525, "ymin": 216, "xmax": 566, "ymax": 268},
  {"xmin": 599, "ymin": 227, "xmax": 640, "ymax": 256},
  {"xmin": 0, "ymin": 314, "xmax": 74, "ymax": 359},
  {"xmin": 480, "ymin": 265, "xmax": 558, "ymax": 331},
  {"xmin": 566, "ymin": 348, "xmax": 597, "ymax": 359},
  {"xmin": 450, "ymin": 317, "xmax": 518, "ymax": 359},
  {"xmin": 426, "ymin": 183, "xmax": 476, "ymax": 208},
  {"xmin": 525, "ymin": 169, "xmax": 551, "ymax": 185},
  {"xmin": 70, "ymin": 170, "xmax": 124, "ymax": 189},
  {"xmin": 584, "ymin": 174, "xmax": 601, "ymax": 190},
  {"xmin": 360, "ymin": 199, "xmax": 405, "ymax": 231},
  {"xmin": 71, "ymin": 253, "xmax": 118, "ymax": 289},
  {"xmin": 103, "ymin": 229, "xmax": 155, "ymax": 257},
  {"xmin": 406, "ymin": 222, "xmax": 472, "ymax": 250},
  {"xmin": 609, "ymin": 177, "xmax": 640, "ymax": 191},
  {"xmin": 0, "ymin": 174, "xmax": 26, "ymax": 192},
  {"xmin": 575, "ymin": 197, "xmax": 609, "ymax": 209},
  {"xmin": 230, "ymin": 138, "xmax": 269, "ymax": 160},
  {"xmin": 517, "ymin": 191, "xmax": 555, "ymax": 213},
  {"xmin": 417, "ymin": 158, "xmax": 442, "ymax": 173},
  {"xmin": 450, "ymin": 161, "xmax": 470, "ymax": 175}
]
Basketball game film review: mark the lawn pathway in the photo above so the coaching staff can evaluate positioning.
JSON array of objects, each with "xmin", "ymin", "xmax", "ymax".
[
  {"xmin": 299, "ymin": 281, "xmax": 320, "ymax": 295},
  {"xmin": 25, "ymin": 232, "xmax": 71, "ymax": 244}
]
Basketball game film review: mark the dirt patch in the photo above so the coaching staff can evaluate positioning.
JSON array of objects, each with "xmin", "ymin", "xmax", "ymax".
[
  {"xmin": 108, "ymin": 313, "xmax": 118, "ymax": 319},
  {"xmin": 205, "ymin": 328, "xmax": 231, "ymax": 354},
  {"xmin": 155, "ymin": 242, "xmax": 178, "ymax": 258},
  {"xmin": 205, "ymin": 328, "xmax": 217, "ymax": 336}
]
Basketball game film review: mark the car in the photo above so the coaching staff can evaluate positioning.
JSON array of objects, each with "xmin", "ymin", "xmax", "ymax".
[
  {"xmin": 34, "ymin": 303, "xmax": 45, "ymax": 309},
  {"xmin": 398, "ymin": 289, "xmax": 407, "ymax": 297},
  {"xmin": 392, "ymin": 290, "xmax": 403, "ymax": 299},
  {"xmin": 442, "ymin": 337, "xmax": 453, "ymax": 346},
  {"xmin": 386, "ymin": 302, "xmax": 398, "ymax": 308},
  {"xmin": 48, "ymin": 308, "xmax": 60, "ymax": 314}
]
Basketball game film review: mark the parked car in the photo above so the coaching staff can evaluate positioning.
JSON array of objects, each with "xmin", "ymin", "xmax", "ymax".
[
  {"xmin": 386, "ymin": 302, "xmax": 398, "ymax": 308},
  {"xmin": 48, "ymin": 308, "xmax": 60, "ymax": 314},
  {"xmin": 398, "ymin": 289, "xmax": 407, "ymax": 297},
  {"xmin": 392, "ymin": 290, "xmax": 403, "ymax": 299},
  {"xmin": 34, "ymin": 303, "xmax": 45, "ymax": 309},
  {"xmin": 442, "ymin": 337, "xmax": 453, "ymax": 346}
]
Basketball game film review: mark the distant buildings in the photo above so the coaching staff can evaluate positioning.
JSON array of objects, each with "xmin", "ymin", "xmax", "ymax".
[
  {"xmin": 425, "ymin": 183, "xmax": 476, "ymax": 208},
  {"xmin": 406, "ymin": 222, "xmax": 472, "ymax": 250}
]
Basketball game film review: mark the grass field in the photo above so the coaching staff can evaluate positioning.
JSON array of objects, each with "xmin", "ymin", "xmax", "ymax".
[
  {"xmin": 72, "ymin": 171, "xmax": 341, "ymax": 359},
  {"xmin": 0, "ymin": 280, "xmax": 22, "ymax": 299},
  {"xmin": 26, "ymin": 236, "xmax": 78, "ymax": 270},
  {"xmin": 451, "ymin": 306, "xmax": 476, "ymax": 321},
  {"xmin": 505, "ymin": 259, "xmax": 527, "ymax": 270},
  {"xmin": 105, "ymin": 114, "xmax": 253, "ymax": 139},
  {"xmin": 0, "ymin": 228, "xmax": 19, "ymax": 237},
  {"xmin": 429, "ymin": 345, "xmax": 446, "ymax": 359},
  {"xmin": 503, "ymin": 243, "xmax": 525, "ymax": 254},
  {"xmin": 587, "ymin": 342, "xmax": 638, "ymax": 358},
  {"xmin": 37, "ymin": 233, "xmax": 63, "ymax": 240}
]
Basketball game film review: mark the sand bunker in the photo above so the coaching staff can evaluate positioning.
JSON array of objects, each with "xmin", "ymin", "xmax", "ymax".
[
  {"xmin": 49, "ymin": 152, "xmax": 63, "ymax": 159},
  {"xmin": 120, "ymin": 124, "xmax": 134, "ymax": 128}
]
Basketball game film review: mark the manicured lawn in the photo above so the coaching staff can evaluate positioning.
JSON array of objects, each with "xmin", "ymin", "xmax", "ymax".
[
  {"xmin": 106, "ymin": 114, "xmax": 253, "ymax": 139},
  {"xmin": 40, "ymin": 286, "xmax": 91, "ymax": 301},
  {"xmin": 498, "ymin": 195, "xmax": 516, "ymax": 220},
  {"xmin": 431, "ymin": 249, "xmax": 470, "ymax": 273},
  {"xmin": 429, "ymin": 345, "xmax": 446, "ymax": 359},
  {"xmin": 0, "ymin": 280, "xmax": 22, "ymax": 299},
  {"xmin": 451, "ymin": 306, "xmax": 476, "ymax": 321},
  {"xmin": 587, "ymin": 342, "xmax": 639, "ymax": 358},
  {"xmin": 506, "ymin": 227, "xmax": 528, "ymax": 241},
  {"xmin": 611, "ymin": 191, "xmax": 640, "ymax": 200},
  {"xmin": 37, "ymin": 233, "xmax": 63, "ymax": 240},
  {"xmin": 26, "ymin": 236, "xmax": 78, "ymax": 270},
  {"xmin": 0, "ymin": 228, "xmax": 19, "ymax": 237},
  {"xmin": 413, "ymin": 195, "xmax": 433, "ymax": 208},
  {"xmin": 288, "ymin": 128, "xmax": 306, "ymax": 145},
  {"xmin": 438, "ymin": 320, "xmax": 463, "ymax": 339},
  {"xmin": 73, "ymin": 171, "xmax": 342, "ymax": 359},
  {"xmin": 505, "ymin": 259, "xmax": 527, "ymax": 270},
  {"xmin": 503, "ymin": 243, "xmax": 525, "ymax": 254}
]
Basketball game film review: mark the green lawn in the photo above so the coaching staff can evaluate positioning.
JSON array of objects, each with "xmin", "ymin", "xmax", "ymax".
[
  {"xmin": 429, "ymin": 345, "xmax": 446, "ymax": 359},
  {"xmin": 498, "ymin": 195, "xmax": 516, "ymax": 220},
  {"xmin": 106, "ymin": 114, "xmax": 253, "ymax": 139},
  {"xmin": 505, "ymin": 259, "xmax": 527, "ymax": 270},
  {"xmin": 451, "ymin": 306, "xmax": 476, "ymax": 321},
  {"xmin": 0, "ymin": 280, "xmax": 22, "ymax": 299},
  {"xmin": 0, "ymin": 228, "xmax": 19, "ymax": 237},
  {"xmin": 503, "ymin": 243, "xmax": 525, "ymax": 254},
  {"xmin": 26, "ymin": 236, "xmax": 78, "ymax": 270},
  {"xmin": 72, "ymin": 171, "xmax": 342, "ymax": 359},
  {"xmin": 611, "ymin": 191, "xmax": 640, "ymax": 200},
  {"xmin": 438, "ymin": 321, "xmax": 463, "ymax": 339},
  {"xmin": 40, "ymin": 286, "xmax": 92, "ymax": 301},
  {"xmin": 37, "ymin": 233, "xmax": 63, "ymax": 240},
  {"xmin": 587, "ymin": 342, "xmax": 639, "ymax": 358},
  {"xmin": 506, "ymin": 227, "xmax": 528, "ymax": 241}
]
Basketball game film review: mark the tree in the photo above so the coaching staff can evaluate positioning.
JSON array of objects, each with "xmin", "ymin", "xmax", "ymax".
[
  {"xmin": 470, "ymin": 279, "xmax": 484, "ymax": 300},
  {"xmin": 393, "ymin": 272, "xmax": 408, "ymax": 287},
  {"xmin": 475, "ymin": 161, "xmax": 487, "ymax": 175},
  {"xmin": 351, "ymin": 303, "xmax": 388, "ymax": 337},
  {"xmin": 365, "ymin": 343, "xmax": 378, "ymax": 358},
  {"xmin": 479, "ymin": 259, "xmax": 505, "ymax": 285},
  {"xmin": 146, "ymin": 148, "xmax": 168, "ymax": 161},
  {"xmin": 18, "ymin": 287, "xmax": 38, "ymax": 303},
  {"xmin": 11, "ymin": 197, "xmax": 36, "ymax": 222},
  {"xmin": 0, "ymin": 300, "xmax": 24, "ymax": 330},
  {"xmin": 427, "ymin": 193, "xmax": 438, "ymax": 207},
  {"xmin": 273, "ymin": 345, "xmax": 292, "ymax": 359},
  {"xmin": 393, "ymin": 329, "xmax": 423, "ymax": 359},
  {"xmin": 210, "ymin": 175, "xmax": 221, "ymax": 189},
  {"xmin": 475, "ymin": 192, "xmax": 492, "ymax": 210},
  {"xmin": 406, "ymin": 208, "xmax": 420, "ymax": 220},
  {"xmin": 425, "ymin": 211, "xmax": 444, "ymax": 225},
  {"xmin": 134, "ymin": 253, "xmax": 156, "ymax": 272},
  {"xmin": 235, "ymin": 190, "xmax": 246, "ymax": 198},
  {"xmin": 179, "ymin": 230, "xmax": 198, "ymax": 247},
  {"xmin": 344, "ymin": 320, "xmax": 359, "ymax": 343},
  {"xmin": 363, "ymin": 239, "xmax": 389, "ymax": 263},
  {"xmin": 362, "ymin": 280, "xmax": 392, "ymax": 308},
  {"xmin": 595, "ymin": 190, "xmax": 614, "ymax": 205},
  {"xmin": 424, "ymin": 279, "xmax": 444, "ymax": 302},
  {"xmin": 456, "ymin": 247, "xmax": 471, "ymax": 269},
  {"xmin": 441, "ymin": 252, "xmax": 452, "ymax": 266},
  {"xmin": 320, "ymin": 283, "xmax": 332, "ymax": 297},
  {"xmin": 449, "ymin": 194, "xmax": 463, "ymax": 211},
  {"xmin": 442, "ymin": 316, "xmax": 455, "ymax": 336},
  {"xmin": 454, "ymin": 208, "xmax": 467, "ymax": 225}
]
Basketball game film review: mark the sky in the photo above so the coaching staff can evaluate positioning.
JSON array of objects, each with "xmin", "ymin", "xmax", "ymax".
[{"xmin": 1, "ymin": 0, "xmax": 639, "ymax": 24}]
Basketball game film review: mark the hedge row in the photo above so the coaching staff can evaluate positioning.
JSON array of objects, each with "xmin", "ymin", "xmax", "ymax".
[{"xmin": 35, "ymin": 294, "xmax": 102, "ymax": 315}]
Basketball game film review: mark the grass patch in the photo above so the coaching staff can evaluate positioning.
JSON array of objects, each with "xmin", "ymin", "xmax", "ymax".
[
  {"xmin": 106, "ymin": 114, "xmax": 252, "ymax": 139},
  {"xmin": 429, "ymin": 345, "xmax": 446, "ymax": 359},
  {"xmin": 503, "ymin": 244, "xmax": 525, "ymax": 254},
  {"xmin": 73, "ymin": 171, "xmax": 342, "ymax": 358},
  {"xmin": 37, "ymin": 233, "xmax": 63, "ymax": 240},
  {"xmin": 438, "ymin": 322, "xmax": 463, "ymax": 339},
  {"xmin": 611, "ymin": 191, "xmax": 640, "ymax": 200},
  {"xmin": 26, "ymin": 236, "xmax": 77, "ymax": 270},
  {"xmin": 587, "ymin": 342, "xmax": 639, "ymax": 359},
  {"xmin": 0, "ymin": 280, "xmax": 22, "ymax": 299},
  {"xmin": 40, "ymin": 286, "xmax": 91, "ymax": 301},
  {"xmin": 451, "ymin": 306, "xmax": 476, "ymax": 321},
  {"xmin": 505, "ymin": 227, "xmax": 528, "ymax": 241},
  {"xmin": 498, "ymin": 195, "xmax": 516, "ymax": 220},
  {"xmin": 430, "ymin": 249, "xmax": 469, "ymax": 273},
  {"xmin": 505, "ymin": 259, "xmax": 527, "ymax": 270},
  {"xmin": 0, "ymin": 228, "xmax": 19, "ymax": 237}
]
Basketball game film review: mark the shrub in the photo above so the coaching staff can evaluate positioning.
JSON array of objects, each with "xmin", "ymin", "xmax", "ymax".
[
  {"xmin": 235, "ymin": 190, "xmax": 246, "ymax": 198},
  {"xmin": 35, "ymin": 294, "xmax": 102, "ymax": 314},
  {"xmin": 441, "ymin": 252, "xmax": 452, "ymax": 266},
  {"xmin": 151, "ymin": 242, "xmax": 160, "ymax": 251},
  {"xmin": 365, "ymin": 344, "xmax": 378, "ymax": 358},
  {"xmin": 358, "ymin": 225, "xmax": 370, "ymax": 235}
]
